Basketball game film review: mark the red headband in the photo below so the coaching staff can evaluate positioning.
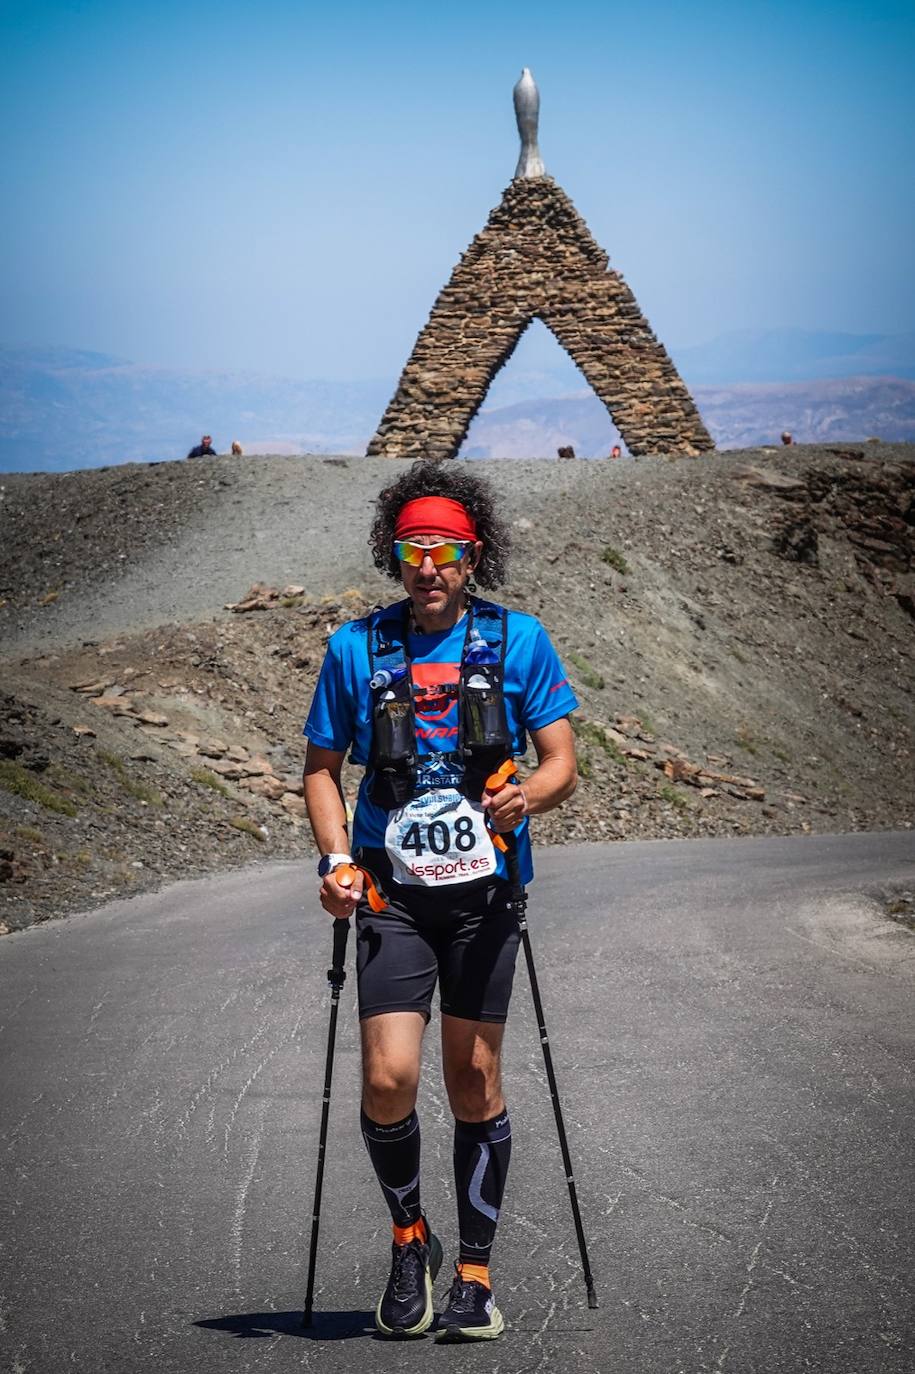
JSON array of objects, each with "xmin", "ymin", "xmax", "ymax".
[{"xmin": 394, "ymin": 496, "xmax": 478, "ymax": 543}]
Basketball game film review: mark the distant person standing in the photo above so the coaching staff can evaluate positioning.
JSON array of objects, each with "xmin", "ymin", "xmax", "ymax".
[
  {"xmin": 781, "ymin": 431, "xmax": 794, "ymax": 446},
  {"xmin": 187, "ymin": 435, "xmax": 217, "ymax": 458},
  {"xmin": 231, "ymin": 440, "xmax": 243, "ymax": 456}
]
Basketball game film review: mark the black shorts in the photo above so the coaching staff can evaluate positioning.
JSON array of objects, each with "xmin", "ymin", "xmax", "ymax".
[{"xmin": 354, "ymin": 848, "xmax": 522, "ymax": 1024}]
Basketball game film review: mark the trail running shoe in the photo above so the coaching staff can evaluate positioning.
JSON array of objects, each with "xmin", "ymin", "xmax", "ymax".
[
  {"xmin": 375, "ymin": 1217, "xmax": 443, "ymax": 1338},
  {"xmin": 435, "ymin": 1265, "xmax": 505, "ymax": 1342}
]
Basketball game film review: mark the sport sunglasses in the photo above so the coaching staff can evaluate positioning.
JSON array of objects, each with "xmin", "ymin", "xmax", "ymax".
[{"xmin": 393, "ymin": 539, "xmax": 472, "ymax": 567}]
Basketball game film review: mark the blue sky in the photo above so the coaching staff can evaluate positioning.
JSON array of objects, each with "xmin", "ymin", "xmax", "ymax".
[{"xmin": 1, "ymin": 0, "xmax": 913, "ymax": 380}]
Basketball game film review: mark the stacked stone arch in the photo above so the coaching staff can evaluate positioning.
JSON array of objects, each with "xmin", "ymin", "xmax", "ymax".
[{"xmin": 367, "ymin": 176, "xmax": 712, "ymax": 461}]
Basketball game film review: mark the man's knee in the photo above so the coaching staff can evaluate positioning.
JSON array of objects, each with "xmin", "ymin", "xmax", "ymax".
[
  {"xmin": 442, "ymin": 1017, "xmax": 505, "ymax": 1120},
  {"xmin": 361, "ymin": 1055, "xmax": 420, "ymax": 1121},
  {"xmin": 363, "ymin": 1058, "xmax": 418, "ymax": 1100},
  {"xmin": 445, "ymin": 1059, "xmax": 503, "ymax": 1121},
  {"xmin": 360, "ymin": 1011, "xmax": 424, "ymax": 1120}
]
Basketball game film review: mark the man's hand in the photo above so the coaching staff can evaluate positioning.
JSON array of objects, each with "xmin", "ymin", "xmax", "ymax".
[
  {"xmin": 482, "ymin": 780, "xmax": 527, "ymax": 833},
  {"xmin": 319, "ymin": 865, "xmax": 364, "ymax": 918}
]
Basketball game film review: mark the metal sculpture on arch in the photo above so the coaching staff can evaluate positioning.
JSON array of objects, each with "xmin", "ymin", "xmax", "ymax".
[{"xmin": 367, "ymin": 70, "xmax": 712, "ymax": 461}]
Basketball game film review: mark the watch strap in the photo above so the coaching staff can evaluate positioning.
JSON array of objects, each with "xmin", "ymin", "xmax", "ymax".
[{"xmin": 318, "ymin": 851, "xmax": 354, "ymax": 876}]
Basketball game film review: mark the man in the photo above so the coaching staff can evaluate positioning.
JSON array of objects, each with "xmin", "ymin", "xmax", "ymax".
[
  {"xmin": 303, "ymin": 462, "xmax": 577, "ymax": 1342},
  {"xmin": 186, "ymin": 434, "xmax": 217, "ymax": 458}
]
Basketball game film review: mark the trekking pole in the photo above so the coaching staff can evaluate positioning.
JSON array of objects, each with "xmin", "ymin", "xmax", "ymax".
[
  {"xmin": 301, "ymin": 913, "xmax": 351, "ymax": 1328},
  {"xmin": 486, "ymin": 763, "xmax": 599, "ymax": 1310}
]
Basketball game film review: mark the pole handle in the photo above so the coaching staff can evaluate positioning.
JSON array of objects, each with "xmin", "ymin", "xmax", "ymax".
[
  {"xmin": 336, "ymin": 863, "xmax": 387, "ymax": 912},
  {"xmin": 484, "ymin": 758, "xmax": 519, "ymax": 852},
  {"xmin": 485, "ymin": 757, "xmax": 518, "ymax": 793}
]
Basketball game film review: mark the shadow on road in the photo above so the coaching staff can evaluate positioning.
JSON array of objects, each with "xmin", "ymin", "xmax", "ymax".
[{"xmin": 196, "ymin": 1309, "xmax": 376, "ymax": 1342}]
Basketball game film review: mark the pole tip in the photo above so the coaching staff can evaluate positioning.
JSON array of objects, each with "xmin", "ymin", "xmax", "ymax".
[{"xmin": 587, "ymin": 1284, "xmax": 599, "ymax": 1309}]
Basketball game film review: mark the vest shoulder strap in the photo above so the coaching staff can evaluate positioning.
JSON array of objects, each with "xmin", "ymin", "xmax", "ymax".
[
  {"xmin": 368, "ymin": 596, "xmax": 509, "ymax": 675},
  {"xmin": 466, "ymin": 596, "xmax": 508, "ymax": 667},
  {"xmin": 368, "ymin": 599, "xmax": 410, "ymax": 678}
]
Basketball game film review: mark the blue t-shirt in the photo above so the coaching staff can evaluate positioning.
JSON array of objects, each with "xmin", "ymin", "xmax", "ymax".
[{"xmin": 303, "ymin": 604, "xmax": 577, "ymax": 886}]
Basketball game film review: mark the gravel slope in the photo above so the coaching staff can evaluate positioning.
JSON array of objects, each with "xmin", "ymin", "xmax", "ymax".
[{"xmin": 1, "ymin": 443, "xmax": 907, "ymax": 654}]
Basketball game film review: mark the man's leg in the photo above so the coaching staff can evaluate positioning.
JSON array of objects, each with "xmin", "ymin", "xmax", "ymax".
[
  {"xmin": 361, "ymin": 1010, "xmax": 425, "ymax": 1222},
  {"xmin": 438, "ymin": 1015, "xmax": 511, "ymax": 1341},
  {"xmin": 360, "ymin": 1010, "xmax": 442, "ymax": 1336},
  {"xmin": 361, "ymin": 1010, "xmax": 425, "ymax": 1122}
]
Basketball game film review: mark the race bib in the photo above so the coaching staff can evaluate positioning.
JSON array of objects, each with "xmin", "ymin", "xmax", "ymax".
[{"xmin": 384, "ymin": 788, "xmax": 497, "ymax": 887}]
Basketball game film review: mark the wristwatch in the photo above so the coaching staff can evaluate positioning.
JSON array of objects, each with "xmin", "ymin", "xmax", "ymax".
[{"xmin": 317, "ymin": 852, "xmax": 354, "ymax": 877}]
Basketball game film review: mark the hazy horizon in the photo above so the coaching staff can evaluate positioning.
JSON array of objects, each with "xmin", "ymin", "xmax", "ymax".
[
  {"xmin": 2, "ymin": 0, "xmax": 913, "ymax": 386},
  {"xmin": 3, "ymin": 325, "xmax": 914, "ymax": 472}
]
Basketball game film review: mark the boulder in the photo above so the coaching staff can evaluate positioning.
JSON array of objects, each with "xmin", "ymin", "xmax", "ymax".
[
  {"xmin": 133, "ymin": 710, "xmax": 169, "ymax": 727},
  {"xmin": 166, "ymin": 740, "xmax": 199, "ymax": 757},
  {"xmin": 91, "ymin": 695, "xmax": 135, "ymax": 716},
  {"xmin": 208, "ymin": 760, "xmax": 246, "ymax": 780},
  {"xmin": 240, "ymin": 775, "xmax": 287, "ymax": 801},
  {"xmin": 662, "ymin": 758, "xmax": 701, "ymax": 783},
  {"xmin": 198, "ymin": 737, "xmax": 228, "ymax": 758},
  {"xmin": 732, "ymin": 465, "xmax": 806, "ymax": 492},
  {"xmin": 226, "ymin": 583, "xmax": 280, "ymax": 612},
  {"xmin": 240, "ymin": 755, "xmax": 275, "ymax": 776}
]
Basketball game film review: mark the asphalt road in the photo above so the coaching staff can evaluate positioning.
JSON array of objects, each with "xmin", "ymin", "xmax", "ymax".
[{"xmin": 1, "ymin": 832, "xmax": 913, "ymax": 1374}]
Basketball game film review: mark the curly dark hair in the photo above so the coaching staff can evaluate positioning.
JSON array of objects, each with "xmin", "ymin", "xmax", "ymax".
[{"xmin": 369, "ymin": 462, "xmax": 511, "ymax": 587}]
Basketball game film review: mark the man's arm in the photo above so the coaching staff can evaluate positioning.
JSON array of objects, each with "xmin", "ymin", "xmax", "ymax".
[
  {"xmin": 303, "ymin": 741, "xmax": 350, "ymax": 853},
  {"xmin": 303, "ymin": 740, "xmax": 363, "ymax": 915},
  {"xmin": 483, "ymin": 716, "xmax": 577, "ymax": 832}
]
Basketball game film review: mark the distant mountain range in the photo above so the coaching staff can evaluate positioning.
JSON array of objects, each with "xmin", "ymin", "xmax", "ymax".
[
  {"xmin": 2, "ymin": 328, "xmax": 914, "ymax": 472},
  {"xmin": 462, "ymin": 377, "xmax": 915, "ymax": 457},
  {"xmin": 672, "ymin": 329, "xmax": 915, "ymax": 385},
  {"xmin": 0, "ymin": 347, "xmax": 390, "ymax": 472}
]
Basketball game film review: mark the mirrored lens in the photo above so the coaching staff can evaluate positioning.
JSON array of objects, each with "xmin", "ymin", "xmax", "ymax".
[{"xmin": 394, "ymin": 540, "xmax": 468, "ymax": 567}]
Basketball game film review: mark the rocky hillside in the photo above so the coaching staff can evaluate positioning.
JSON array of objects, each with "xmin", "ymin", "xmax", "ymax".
[{"xmin": 1, "ymin": 444, "xmax": 912, "ymax": 929}]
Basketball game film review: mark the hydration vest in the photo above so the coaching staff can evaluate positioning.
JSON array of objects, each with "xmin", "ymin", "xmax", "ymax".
[{"xmin": 367, "ymin": 597, "xmax": 512, "ymax": 810}]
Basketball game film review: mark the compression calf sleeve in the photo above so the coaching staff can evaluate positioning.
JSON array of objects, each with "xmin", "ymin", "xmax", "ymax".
[
  {"xmin": 453, "ymin": 1109, "xmax": 512, "ymax": 1271},
  {"xmin": 361, "ymin": 1108, "xmax": 422, "ymax": 1227}
]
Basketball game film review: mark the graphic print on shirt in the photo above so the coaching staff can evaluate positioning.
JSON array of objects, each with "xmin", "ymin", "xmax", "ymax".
[
  {"xmin": 411, "ymin": 660, "xmax": 463, "ymax": 789},
  {"xmin": 384, "ymin": 659, "xmax": 497, "ymax": 886}
]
